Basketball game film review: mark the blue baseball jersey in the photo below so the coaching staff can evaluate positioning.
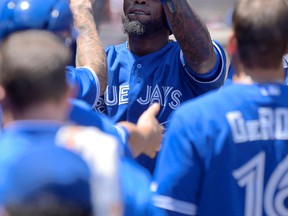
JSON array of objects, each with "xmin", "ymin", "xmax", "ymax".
[
  {"xmin": 95, "ymin": 40, "xmax": 226, "ymax": 124},
  {"xmin": 152, "ymin": 83, "xmax": 288, "ymax": 216},
  {"xmin": 94, "ymin": 40, "xmax": 227, "ymax": 173},
  {"xmin": 0, "ymin": 121, "xmax": 153, "ymax": 216},
  {"xmin": 120, "ymin": 157, "xmax": 155, "ymax": 216},
  {"xmin": 0, "ymin": 121, "xmax": 63, "ymax": 202},
  {"xmin": 2, "ymin": 147, "xmax": 91, "ymax": 208}
]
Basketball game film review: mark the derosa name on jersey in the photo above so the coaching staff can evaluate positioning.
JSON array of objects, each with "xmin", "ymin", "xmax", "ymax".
[{"xmin": 227, "ymin": 107, "xmax": 288, "ymax": 143}]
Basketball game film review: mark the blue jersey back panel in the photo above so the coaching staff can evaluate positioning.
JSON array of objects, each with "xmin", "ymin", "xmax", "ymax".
[
  {"xmin": 0, "ymin": 122, "xmax": 62, "ymax": 202},
  {"xmin": 153, "ymin": 83, "xmax": 288, "ymax": 216}
]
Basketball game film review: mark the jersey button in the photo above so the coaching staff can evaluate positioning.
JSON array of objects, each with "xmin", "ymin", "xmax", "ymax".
[{"xmin": 136, "ymin": 64, "xmax": 142, "ymax": 69}]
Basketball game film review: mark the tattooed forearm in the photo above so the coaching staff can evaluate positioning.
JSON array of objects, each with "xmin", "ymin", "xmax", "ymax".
[
  {"xmin": 70, "ymin": 3, "xmax": 107, "ymax": 96},
  {"xmin": 162, "ymin": 0, "xmax": 216, "ymax": 74}
]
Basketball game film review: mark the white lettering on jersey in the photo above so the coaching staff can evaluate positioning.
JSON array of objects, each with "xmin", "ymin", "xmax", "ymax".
[
  {"xmin": 99, "ymin": 85, "xmax": 183, "ymax": 111},
  {"xmin": 150, "ymin": 85, "xmax": 163, "ymax": 105},
  {"xmin": 233, "ymin": 152, "xmax": 288, "ymax": 216},
  {"xmin": 105, "ymin": 86, "xmax": 118, "ymax": 106},
  {"xmin": 137, "ymin": 86, "xmax": 152, "ymax": 104},
  {"xmin": 169, "ymin": 90, "xmax": 182, "ymax": 109},
  {"xmin": 137, "ymin": 84, "xmax": 180, "ymax": 107},
  {"xmin": 95, "ymin": 97, "xmax": 105, "ymax": 113},
  {"xmin": 119, "ymin": 85, "xmax": 129, "ymax": 105},
  {"xmin": 226, "ymin": 108, "xmax": 288, "ymax": 143}
]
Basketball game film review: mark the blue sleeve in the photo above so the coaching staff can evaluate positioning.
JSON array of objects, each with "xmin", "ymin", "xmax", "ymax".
[
  {"xmin": 114, "ymin": 125, "xmax": 135, "ymax": 158},
  {"xmin": 180, "ymin": 40, "xmax": 227, "ymax": 89},
  {"xmin": 152, "ymin": 110, "xmax": 201, "ymax": 216},
  {"xmin": 67, "ymin": 99, "xmax": 134, "ymax": 159},
  {"xmin": 66, "ymin": 66, "xmax": 100, "ymax": 107}
]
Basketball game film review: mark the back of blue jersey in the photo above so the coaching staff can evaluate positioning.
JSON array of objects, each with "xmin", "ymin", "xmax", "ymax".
[{"xmin": 153, "ymin": 83, "xmax": 288, "ymax": 216}]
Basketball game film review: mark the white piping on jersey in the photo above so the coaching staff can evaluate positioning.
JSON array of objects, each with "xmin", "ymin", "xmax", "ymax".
[
  {"xmin": 114, "ymin": 125, "xmax": 129, "ymax": 147},
  {"xmin": 153, "ymin": 195, "xmax": 198, "ymax": 216},
  {"xmin": 76, "ymin": 66, "xmax": 100, "ymax": 108},
  {"xmin": 160, "ymin": 121, "xmax": 168, "ymax": 126},
  {"xmin": 182, "ymin": 41, "xmax": 226, "ymax": 84},
  {"xmin": 283, "ymin": 54, "xmax": 288, "ymax": 68}
]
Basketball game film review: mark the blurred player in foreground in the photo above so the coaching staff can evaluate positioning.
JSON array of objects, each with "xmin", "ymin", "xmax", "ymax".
[
  {"xmin": 152, "ymin": 0, "xmax": 288, "ymax": 215},
  {"xmin": 0, "ymin": 30, "xmax": 123, "ymax": 216},
  {"xmin": 0, "ymin": 29, "xmax": 161, "ymax": 216}
]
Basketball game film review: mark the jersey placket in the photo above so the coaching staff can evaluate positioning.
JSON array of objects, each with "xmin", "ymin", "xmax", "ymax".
[{"xmin": 127, "ymin": 61, "xmax": 144, "ymax": 121}]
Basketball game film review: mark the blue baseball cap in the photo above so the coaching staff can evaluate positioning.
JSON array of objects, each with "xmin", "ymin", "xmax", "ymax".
[{"xmin": 0, "ymin": 0, "xmax": 76, "ymax": 46}]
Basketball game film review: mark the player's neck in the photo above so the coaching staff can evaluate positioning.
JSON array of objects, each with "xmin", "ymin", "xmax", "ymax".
[
  {"xmin": 233, "ymin": 66, "xmax": 285, "ymax": 84},
  {"xmin": 7, "ymin": 101, "xmax": 68, "ymax": 123},
  {"xmin": 127, "ymin": 31, "xmax": 169, "ymax": 56}
]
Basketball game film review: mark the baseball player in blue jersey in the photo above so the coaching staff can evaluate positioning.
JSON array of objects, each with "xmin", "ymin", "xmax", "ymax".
[
  {"xmin": 90, "ymin": 0, "xmax": 227, "ymax": 173},
  {"xmin": 151, "ymin": 0, "xmax": 288, "ymax": 215},
  {"xmin": 0, "ymin": 29, "xmax": 161, "ymax": 216}
]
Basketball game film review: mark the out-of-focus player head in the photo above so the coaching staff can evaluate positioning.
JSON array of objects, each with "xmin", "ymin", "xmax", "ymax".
[
  {"xmin": 122, "ymin": 0, "xmax": 171, "ymax": 37},
  {"xmin": 0, "ymin": 0, "xmax": 75, "ymax": 47},
  {"xmin": 0, "ymin": 30, "xmax": 71, "ymax": 121},
  {"xmin": 228, "ymin": 0, "xmax": 288, "ymax": 70}
]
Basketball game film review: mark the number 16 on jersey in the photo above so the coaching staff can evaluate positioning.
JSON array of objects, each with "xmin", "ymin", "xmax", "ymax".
[{"xmin": 233, "ymin": 152, "xmax": 288, "ymax": 216}]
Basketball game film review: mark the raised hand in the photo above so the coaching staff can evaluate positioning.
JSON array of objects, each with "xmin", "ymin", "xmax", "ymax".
[{"xmin": 136, "ymin": 103, "xmax": 164, "ymax": 158}]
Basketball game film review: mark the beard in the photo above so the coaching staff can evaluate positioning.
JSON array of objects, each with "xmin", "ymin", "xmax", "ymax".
[
  {"xmin": 122, "ymin": 15, "xmax": 168, "ymax": 37},
  {"xmin": 122, "ymin": 16, "xmax": 145, "ymax": 36}
]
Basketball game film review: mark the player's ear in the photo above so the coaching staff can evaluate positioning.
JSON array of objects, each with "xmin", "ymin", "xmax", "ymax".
[
  {"xmin": 0, "ymin": 85, "xmax": 6, "ymax": 102},
  {"xmin": 64, "ymin": 84, "xmax": 75, "ymax": 100},
  {"xmin": 227, "ymin": 31, "xmax": 237, "ymax": 57}
]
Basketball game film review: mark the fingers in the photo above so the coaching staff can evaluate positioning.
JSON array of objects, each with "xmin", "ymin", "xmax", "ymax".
[
  {"xmin": 145, "ymin": 140, "xmax": 162, "ymax": 159},
  {"xmin": 145, "ymin": 103, "xmax": 161, "ymax": 117},
  {"xmin": 147, "ymin": 151, "xmax": 157, "ymax": 159},
  {"xmin": 160, "ymin": 125, "xmax": 165, "ymax": 134}
]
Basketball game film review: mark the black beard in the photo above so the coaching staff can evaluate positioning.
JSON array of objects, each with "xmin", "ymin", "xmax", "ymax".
[{"xmin": 122, "ymin": 15, "xmax": 168, "ymax": 37}]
